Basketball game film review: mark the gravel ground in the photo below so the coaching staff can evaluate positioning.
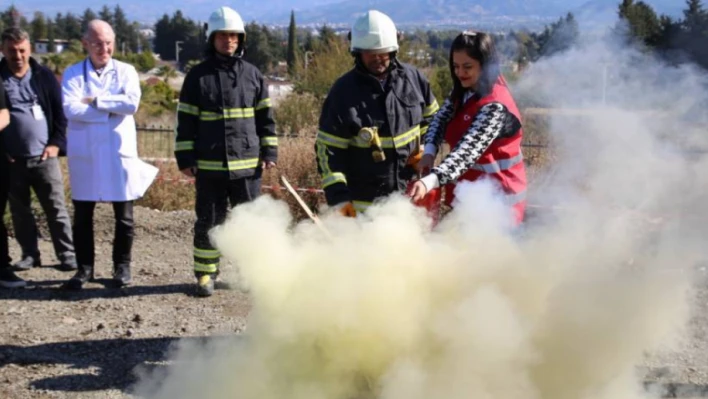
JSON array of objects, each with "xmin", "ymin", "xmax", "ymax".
[{"xmin": 1, "ymin": 204, "xmax": 707, "ymax": 398}]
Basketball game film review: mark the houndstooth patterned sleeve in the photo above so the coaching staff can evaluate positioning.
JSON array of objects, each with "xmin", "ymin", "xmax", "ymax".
[
  {"xmin": 432, "ymin": 102, "xmax": 506, "ymax": 186},
  {"xmin": 423, "ymin": 98, "xmax": 454, "ymax": 151}
]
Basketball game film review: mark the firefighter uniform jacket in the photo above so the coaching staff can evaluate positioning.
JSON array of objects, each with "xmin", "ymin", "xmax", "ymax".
[
  {"xmin": 175, "ymin": 57, "xmax": 277, "ymax": 179},
  {"xmin": 315, "ymin": 61, "xmax": 439, "ymax": 210}
]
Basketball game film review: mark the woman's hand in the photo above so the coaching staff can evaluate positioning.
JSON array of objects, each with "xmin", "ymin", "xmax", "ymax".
[{"xmin": 408, "ymin": 180, "xmax": 428, "ymax": 202}]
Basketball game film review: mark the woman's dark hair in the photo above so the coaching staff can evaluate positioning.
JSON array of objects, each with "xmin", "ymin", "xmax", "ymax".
[{"xmin": 448, "ymin": 31, "xmax": 501, "ymax": 108}]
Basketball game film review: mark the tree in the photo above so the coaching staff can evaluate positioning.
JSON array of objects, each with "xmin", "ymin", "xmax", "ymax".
[
  {"xmin": 30, "ymin": 12, "xmax": 48, "ymax": 43},
  {"xmin": 244, "ymin": 22, "xmax": 275, "ymax": 72},
  {"xmin": 98, "ymin": 5, "xmax": 113, "ymax": 26},
  {"xmin": 113, "ymin": 5, "xmax": 130, "ymax": 53},
  {"xmin": 53, "ymin": 13, "xmax": 67, "ymax": 39},
  {"xmin": 81, "ymin": 8, "xmax": 97, "ymax": 33},
  {"xmin": 318, "ymin": 25, "xmax": 337, "ymax": 47},
  {"xmin": 287, "ymin": 10, "xmax": 298, "ymax": 74},
  {"xmin": 533, "ymin": 13, "xmax": 580, "ymax": 57},
  {"xmin": 617, "ymin": 0, "xmax": 662, "ymax": 46},
  {"xmin": 63, "ymin": 13, "xmax": 82, "ymax": 41},
  {"xmin": 46, "ymin": 19, "xmax": 56, "ymax": 53},
  {"xmin": 683, "ymin": 0, "xmax": 707, "ymax": 34},
  {"xmin": 153, "ymin": 11, "xmax": 202, "ymax": 62}
]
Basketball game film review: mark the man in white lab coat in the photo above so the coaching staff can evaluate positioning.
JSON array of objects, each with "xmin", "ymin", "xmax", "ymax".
[{"xmin": 61, "ymin": 19, "xmax": 157, "ymax": 290}]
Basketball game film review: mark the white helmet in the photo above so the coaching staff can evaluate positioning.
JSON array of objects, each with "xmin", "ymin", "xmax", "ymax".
[
  {"xmin": 206, "ymin": 6, "xmax": 245, "ymax": 39},
  {"xmin": 350, "ymin": 10, "xmax": 398, "ymax": 53}
]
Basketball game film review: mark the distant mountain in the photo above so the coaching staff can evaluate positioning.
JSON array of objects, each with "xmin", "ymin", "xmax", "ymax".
[
  {"xmin": 258, "ymin": 0, "xmax": 685, "ymax": 26},
  {"xmin": 14, "ymin": 0, "xmax": 687, "ymax": 26}
]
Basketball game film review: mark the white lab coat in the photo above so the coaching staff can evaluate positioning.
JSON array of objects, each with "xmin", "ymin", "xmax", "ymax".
[{"xmin": 62, "ymin": 58, "xmax": 158, "ymax": 202}]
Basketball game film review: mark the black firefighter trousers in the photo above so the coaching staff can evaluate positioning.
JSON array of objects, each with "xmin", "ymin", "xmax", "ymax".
[{"xmin": 193, "ymin": 175, "xmax": 261, "ymax": 277}]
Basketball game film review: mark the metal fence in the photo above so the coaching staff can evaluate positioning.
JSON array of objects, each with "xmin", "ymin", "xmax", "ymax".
[{"xmin": 137, "ymin": 125, "xmax": 175, "ymax": 161}]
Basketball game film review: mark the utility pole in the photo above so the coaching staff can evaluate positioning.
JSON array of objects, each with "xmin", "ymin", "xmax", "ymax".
[
  {"xmin": 304, "ymin": 51, "xmax": 313, "ymax": 71},
  {"xmin": 175, "ymin": 40, "xmax": 184, "ymax": 65},
  {"xmin": 602, "ymin": 63, "xmax": 609, "ymax": 106}
]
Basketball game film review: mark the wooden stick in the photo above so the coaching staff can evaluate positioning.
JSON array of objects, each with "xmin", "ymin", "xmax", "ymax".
[{"xmin": 280, "ymin": 176, "xmax": 332, "ymax": 238}]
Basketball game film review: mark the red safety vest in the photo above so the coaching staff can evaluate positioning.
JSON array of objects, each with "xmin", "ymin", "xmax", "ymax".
[{"xmin": 443, "ymin": 76, "xmax": 527, "ymax": 224}]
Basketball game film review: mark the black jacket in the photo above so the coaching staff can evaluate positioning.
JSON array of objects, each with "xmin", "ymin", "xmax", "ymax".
[
  {"xmin": 175, "ymin": 56, "xmax": 277, "ymax": 179},
  {"xmin": 0, "ymin": 57, "xmax": 67, "ymax": 155},
  {"xmin": 315, "ymin": 60, "xmax": 439, "ymax": 206}
]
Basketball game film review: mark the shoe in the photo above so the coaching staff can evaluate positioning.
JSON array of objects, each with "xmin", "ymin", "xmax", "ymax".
[
  {"xmin": 64, "ymin": 265, "xmax": 94, "ymax": 290},
  {"xmin": 58, "ymin": 256, "xmax": 78, "ymax": 272},
  {"xmin": 196, "ymin": 274, "xmax": 215, "ymax": 297},
  {"xmin": 0, "ymin": 268, "xmax": 27, "ymax": 289},
  {"xmin": 112, "ymin": 264, "xmax": 132, "ymax": 287},
  {"xmin": 12, "ymin": 256, "xmax": 40, "ymax": 271}
]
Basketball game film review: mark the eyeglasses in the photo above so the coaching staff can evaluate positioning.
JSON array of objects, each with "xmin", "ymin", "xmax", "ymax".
[
  {"xmin": 88, "ymin": 40, "xmax": 113, "ymax": 49},
  {"xmin": 462, "ymin": 30, "xmax": 478, "ymax": 37}
]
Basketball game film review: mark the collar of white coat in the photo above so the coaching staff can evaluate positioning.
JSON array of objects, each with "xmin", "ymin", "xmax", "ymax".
[{"xmin": 84, "ymin": 58, "xmax": 117, "ymax": 81}]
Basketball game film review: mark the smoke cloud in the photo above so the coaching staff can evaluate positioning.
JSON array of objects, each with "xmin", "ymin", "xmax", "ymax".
[{"xmin": 134, "ymin": 30, "xmax": 707, "ymax": 399}]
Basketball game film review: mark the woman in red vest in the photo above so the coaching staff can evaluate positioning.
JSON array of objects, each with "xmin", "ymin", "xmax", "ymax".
[{"xmin": 408, "ymin": 31, "xmax": 527, "ymax": 224}]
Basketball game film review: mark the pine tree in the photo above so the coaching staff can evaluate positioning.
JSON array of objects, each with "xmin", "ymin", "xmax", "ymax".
[
  {"xmin": 286, "ymin": 10, "xmax": 298, "ymax": 74},
  {"xmin": 30, "ymin": 12, "xmax": 48, "ymax": 42}
]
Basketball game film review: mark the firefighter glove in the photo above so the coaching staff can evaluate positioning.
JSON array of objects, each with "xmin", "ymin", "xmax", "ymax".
[{"xmin": 339, "ymin": 202, "xmax": 357, "ymax": 218}]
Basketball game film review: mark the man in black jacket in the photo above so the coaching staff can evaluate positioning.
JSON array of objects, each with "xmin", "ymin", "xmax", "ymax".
[
  {"xmin": 175, "ymin": 6, "xmax": 277, "ymax": 297},
  {"xmin": 315, "ymin": 10, "xmax": 439, "ymax": 217},
  {"xmin": 0, "ymin": 28, "xmax": 76, "ymax": 273}
]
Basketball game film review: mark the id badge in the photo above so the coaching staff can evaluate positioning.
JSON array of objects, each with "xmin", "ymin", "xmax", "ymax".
[{"xmin": 31, "ymin": 104, "xmax": 45, "ymax": 121}]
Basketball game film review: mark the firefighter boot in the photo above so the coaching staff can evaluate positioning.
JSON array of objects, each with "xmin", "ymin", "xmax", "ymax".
[
  {"xmin": 196, "ymin": 273, "xmax": 215, "ymax": 297},
  {"xmin": 64, "ymin": 264, "xmax": 94, "ymax": 290},
  {"xmin": 113, "ymin": 264, "xmax": 132, "ymax": 287}
]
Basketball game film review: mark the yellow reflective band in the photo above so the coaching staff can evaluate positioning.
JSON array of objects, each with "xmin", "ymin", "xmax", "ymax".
[
  {"xmin": 353, "ymin": 201, "xmax": 372, "ymax": 213},
  {"xmin": 316, "ymin": 142, "xmax": 335, "ymax": 186},
  {"xmin": 197, "ymin": 158, "xmax": 260, "ymax": 171},
  {"xmin": 224, "ymin": 108, "xmax": 255, "ymax": 118},
  {"xmin": 316, "ymin": 130, "xmax": 349, "ymax": 149},
  {"xmin": 255, "ymin": 98, "xmax": 272, "ymax": 110},
  {"xmin": 423, "ymin": 100, "xmax": 440, "ymax": 117},
  {"xmin": 420, "ymin": 126, "xmax": 429, "ymax": 137},
  {"xmin": 392, "ymin": 126, "xmax": 421, "ymax": 147},
  {"xmin": 177, "ymin": 102, "xmax": 199, "ymax": 115},
  {"xmin": 194, "ymin": 262, "xmax": 218, "ymax": 273},
  {"xmin": 199, "ymin": 111, "xmax": 222, "ymax": 121},
  {"xmin": 350, "ymin": 126, "xmax": 420, "ymax": 149},
  {"xmin": 198, "ymin": 108, "xmax": 255, "ymax": 121},
  {"xmin": 321, "ymin": 172, "xmax": 347, "ymax": 188},
  {"xmin": 175, "ymin": 141, "xmax": 194, "ymax": 151},
  {"xmin": 194, "ymin": 247, "xmax": 220, "ymax": 259},
  {"xmin": 261, "ymin": 136, "xmax": 278, "ymax": 146}
]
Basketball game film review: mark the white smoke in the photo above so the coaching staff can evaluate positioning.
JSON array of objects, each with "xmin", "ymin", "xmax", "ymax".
[{"xmin": 134, "ymin": 30, "xmax": 707, "ymax": 399}]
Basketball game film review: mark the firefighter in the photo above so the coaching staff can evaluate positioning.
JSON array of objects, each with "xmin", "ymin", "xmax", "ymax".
[
  {"xmin": 315, "ymin": 9, "xmax": 439, "ymax": 217},
  {"xmin": 409, "ymin": 31, "xmax": 527, "ymax": 225},
  {"xmin": 174, "ymin": 6, "xmax": 277, "ymax": 297}
]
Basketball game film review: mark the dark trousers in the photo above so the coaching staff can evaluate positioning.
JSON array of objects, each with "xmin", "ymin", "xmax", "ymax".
[
  {"xmin": 0, "ymin": 155, "xmax": 10, "ymax": 269},
  {"xmin": 73, "ymin": 200, "xmax": 134, "ymax": 270},
  {"xmin": 8, "ymin": 156, "xmax": 75, "ymax": 263},
  {"xmin": 193, "ymin": 176, "xmax": 261, "ymax": 276}
]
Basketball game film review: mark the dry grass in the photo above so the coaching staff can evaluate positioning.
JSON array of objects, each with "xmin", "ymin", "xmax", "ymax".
[{"xmin": 137, "ymin": 136, "xmax": 325, "ymax": 220}]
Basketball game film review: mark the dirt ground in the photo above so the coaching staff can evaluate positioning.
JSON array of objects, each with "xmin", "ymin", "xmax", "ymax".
[{"xmin": 1, "ymin": 204, "xmax": 708, "ymax": 398}]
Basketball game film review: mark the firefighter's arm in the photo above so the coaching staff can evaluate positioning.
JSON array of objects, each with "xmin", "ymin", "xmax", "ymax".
[
  {"xmin": 315, "ymin": 94, "xmax": 352, "ymax": 206},
  {"xmin": 255, "ymin": 72, "xmax": 277, "ymax": 165},
  {"xmin": 424, "ymin": 103, "xmax": 506, "ymax": 188},
  {"xmin": 174, "ymin": 70, "xmax": 200, "ymax": 172}
]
